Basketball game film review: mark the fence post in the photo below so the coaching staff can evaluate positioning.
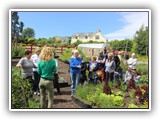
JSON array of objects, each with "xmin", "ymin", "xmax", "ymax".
[
  {"xmin": 31, "ymin": 45, "xmax": 33, "ymax": 52},
  {"xmin": 61, "ymin": 47, "xmax": 63, "ymax": 54}
]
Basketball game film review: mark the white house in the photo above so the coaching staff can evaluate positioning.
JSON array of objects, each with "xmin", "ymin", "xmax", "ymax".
[{"xmin": 71, "ymin": 30, "xmax": 107, "ymax": 44}]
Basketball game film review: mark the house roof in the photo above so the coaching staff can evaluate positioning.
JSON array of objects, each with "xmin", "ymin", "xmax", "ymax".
[
  {"xmin": 78, "ymin": 44, "xmax": 108, "ymax": 49},
  {"xmin": 72, "ymin": 32, "xmax": 95, "ymax": 37},
  {"xmin": 72, "ymin": 30, "xmax": 102, "ymax": 37}
]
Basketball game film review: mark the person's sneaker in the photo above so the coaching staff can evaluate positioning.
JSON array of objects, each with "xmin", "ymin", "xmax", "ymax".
[{"xmin": 34, "ymin": 92, "xmax": 37, "ymax": 95}]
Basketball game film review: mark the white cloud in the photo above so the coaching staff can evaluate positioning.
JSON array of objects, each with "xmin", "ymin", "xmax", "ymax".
[{"xmin": 105, "ymin": 12, "xmax": 148, "ymax": 41}]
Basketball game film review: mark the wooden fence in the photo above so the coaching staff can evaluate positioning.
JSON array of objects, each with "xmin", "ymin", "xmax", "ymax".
[{"xmin": 22, "ymin": 45, "xmax": 75, "ymax": 55}]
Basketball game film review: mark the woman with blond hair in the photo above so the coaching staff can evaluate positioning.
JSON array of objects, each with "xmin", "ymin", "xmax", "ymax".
[
  {"xmin": 70, "ymin": 49, "xmax": 82, "ymax": 96},
  {"xmin": 88, "ymin": 56, "xmax": 98, "ymax": 84},
  {"xmin": 37, "ymin": 46, "xmax": 57, "ymax": 108},
  {"xmin": 105, "ymin": 53, "xmax": 115, "ymax": 81}
]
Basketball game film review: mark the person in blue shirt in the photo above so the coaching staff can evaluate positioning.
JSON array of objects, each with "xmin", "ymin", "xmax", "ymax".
[{"xmin": 70, "ymin": 50, "xmax": 82, "ymax": 96}]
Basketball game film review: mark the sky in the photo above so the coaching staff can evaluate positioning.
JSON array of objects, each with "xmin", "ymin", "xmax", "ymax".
[{"xmin": 18, "ymin": 11, "xmax": 148, "ymax": 41}]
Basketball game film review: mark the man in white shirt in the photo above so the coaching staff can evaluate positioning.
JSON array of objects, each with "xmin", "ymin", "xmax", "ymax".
[
  {"xmin": 127, "ymin": 53, "xmax": 137, "ymax": 70},
  {"xmin": 31, "ymin": 47, "xmax": 41, "ymax": 95}
]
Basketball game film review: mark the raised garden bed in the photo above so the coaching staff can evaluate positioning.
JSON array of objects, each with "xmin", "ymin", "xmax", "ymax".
[{"xmin": 73, "ymin": 82, "xmax": 149, "ymax": 109}]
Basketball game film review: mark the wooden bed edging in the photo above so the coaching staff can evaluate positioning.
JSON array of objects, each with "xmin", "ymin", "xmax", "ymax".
[{"xmin": 72, "ymin": 95, "xmax": 94, "ymax": 109}]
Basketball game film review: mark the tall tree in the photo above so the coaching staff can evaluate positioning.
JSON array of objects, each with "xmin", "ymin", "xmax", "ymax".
[
  {"xmin": 22, "ymin": 27, "xmax": 35, "ymax": 39},
  {"xmin": 11, "ymin": 12, "xmax": 24, "ymax": 44},
  {"xmin": 133, "ymin": 25, "xmax": 148, "ymax": 56}
]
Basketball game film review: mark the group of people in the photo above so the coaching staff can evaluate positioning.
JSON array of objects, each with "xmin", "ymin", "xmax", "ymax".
[
  {"xmin": 16, "ymin": 46, "xmax": 141, "ymax": 108},
  {"xmin": 69, "ymin": 49, "xmax": 141, "ymax": 96},
  {"xmin": 16, "ymin": 46, "xmax": 61, "ymax": 108}
]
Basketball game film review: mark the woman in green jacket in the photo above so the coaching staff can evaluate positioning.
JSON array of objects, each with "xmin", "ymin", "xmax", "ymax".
[{"xmin": 37, "ymin": 46, "xmax": 57, "ymax": 108}]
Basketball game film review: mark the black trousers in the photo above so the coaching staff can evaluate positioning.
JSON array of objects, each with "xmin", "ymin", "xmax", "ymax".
[
  {"xmin": 33, "ymin": 71, "xmax": 40, "ymax": 92},
  {"xmin": 53, "ymin": 73, "xmax": 61, "ymax": 93}
]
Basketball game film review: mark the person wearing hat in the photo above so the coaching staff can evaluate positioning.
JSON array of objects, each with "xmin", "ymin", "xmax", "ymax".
[
  {"xmin": 31, "ymin": 47, "xmax": 41, "ymax": 95},
  {"xmin": 16, "ymin": 50, "xmax": 36, "ymax": 86}
]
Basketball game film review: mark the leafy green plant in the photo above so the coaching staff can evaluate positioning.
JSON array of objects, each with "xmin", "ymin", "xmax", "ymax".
[
  {"xmin": 128, "ymin": 104, "xmax": 139, "ymax": 108},
  {"xmin": 12, "ymin": 46, "xmax": 25, "ymax": 58},
  {"xmin": 59, "ymin": 48, "xmax": 88, "ymax": 62},
  {"xmin": 11, "ymin": 67, "xmax": 36, "ymax": 108},
  {"xmin": 136, "ymin": 64, "xmax": 148, "ymax": 75},
  {"xmin": 140, "ymin": 75, "xmax": 148, "ymax": 84},
  {"xmin": 129, "ymin": 90, "xmax": 135, "ymax": 104},
  {"xmin": 75, "ymin": 83, "xmax": 125, "ymax": 108},
  {"xmin": 28, "ymin": 99, "xmax": 39, "ymax": 108},
  {"xmin": 120, "ymin": 84, "xmax": 127, "ymax": 93},
  {"xmin": 113, "ymin": 91, "xmax": 123, "ymax": 96},
  {"xmin": 108, "ymin": 80, "xmax": 117, "ymax": 89},
  {"xmin": 113, "ymin": 96, "xmax": 124, "ymax": 107}
]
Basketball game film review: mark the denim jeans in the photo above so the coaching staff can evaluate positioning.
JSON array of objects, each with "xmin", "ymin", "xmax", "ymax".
[
  {"xmin": 115, "ymin": 68, "xmax": 123, "ymax": 80},
  {"xmin": 70, "ymin": 72, "xmax": 80, "ymax": 95}
]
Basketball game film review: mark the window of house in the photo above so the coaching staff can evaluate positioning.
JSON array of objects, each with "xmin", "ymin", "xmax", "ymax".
[
  {"xmin": 85, "ymin": 36, "xmax": 88, "ymax": 39},
  {"xmin": 95, "ymin": 35, "xmax": 99, "ymax": 39},
  {"xmin": 75, "ymin": 36, "xmax": 78, "ymax": 39}
]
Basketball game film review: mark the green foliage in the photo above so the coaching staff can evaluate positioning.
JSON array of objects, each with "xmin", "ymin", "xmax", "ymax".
[
  {"xmin": 140, "ymin": 75, "xmax": 148, "ymax": 84},
  {"xmin": 28, "ymin": 99, "xmax": 39, "ymax": 108},
  {"xmin": 59, "ymin": 48, "xmax": 73, "ymax": 61},
  {"xmin": 136, "ymin": 64, "xmax": 148, "ymax": 75},
  {"xmin": 113, "ymin": 96, "xmax": 124, "ymax": 107},
  {"xmin": 109, "ymin": 39, "xmax": 133, "ymax": 52},
  {"xmin": 137, "ymin": 56, "xmax": 148, "ymax": 62},
  {"xmin": 12, "ymin": 67, "xmax": 35, "ymax": 108},
  {"xmin": 12, "ymin": 12, "xmax": 24, "ymax": 44},
  {"xmin": 76, "ymin": 84, "xmax": 95, "ymax": 100},
  {"xmin": 128, "ymin": 104, "xmax": 139, "ymax": 108},
  {"xmin": 129, "ymin": 90, "xmax": 135, "ymax": 104},
  {"xmin": 75, "ymin": 83, "xmax": 125, "ymax": 108},
  {"xmin": 59, "ymin": 48, "xmax": 88, "ymax": 62},
  {"xmin": 28, "ymin": 37, "xmax": 36, "ymax": 44},
  {"xmin": 22, "ymin": 27, "xmax": 35, "ymax": 39},
  {"xmin": 52, "ymin": 48, "xmax": 56, "ymax": 56},
  {"xmin": 133, "ymin": 25, "xmax": 148, "ymax": 56},
  {"xmin": 120, "ymin": 84, "xmax": 127, "ymax": 93},
  {"xmin": 73, "ymin": 40, "xmax": 83, "ymax": 46},
  {"xmin": 108, "ymin": 80, "xmax": 117, "ymax": 89},
  {"xmin": 113, "ymin": 91, "xmax": 123, "ymax": 96},
  {"xmin": 12, "ymin": 46, "xmax": 25, "ymax": 57}
]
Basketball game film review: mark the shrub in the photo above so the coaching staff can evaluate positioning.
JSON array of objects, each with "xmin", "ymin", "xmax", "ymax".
[
  {"xmin": 59, "ymin": 48, "xmax": 88, "ymax": 62},
  {"xmin": 137, "ymin": 56, "xmax": 148, "ymax": 62},
  {"xmin": 136, "ymin": 64, "xmax": 148, "ymax": 75},
  {"xmin": 140, "ymin": 75, "xmax": 148, "ymax": 84},
  {"xmin": 11, "ymin": 67, "xmax": 37, "ymax": 108},
  {"xmin": 12, "ymin": 46, "xmax": 25, "ymax": 58}
]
